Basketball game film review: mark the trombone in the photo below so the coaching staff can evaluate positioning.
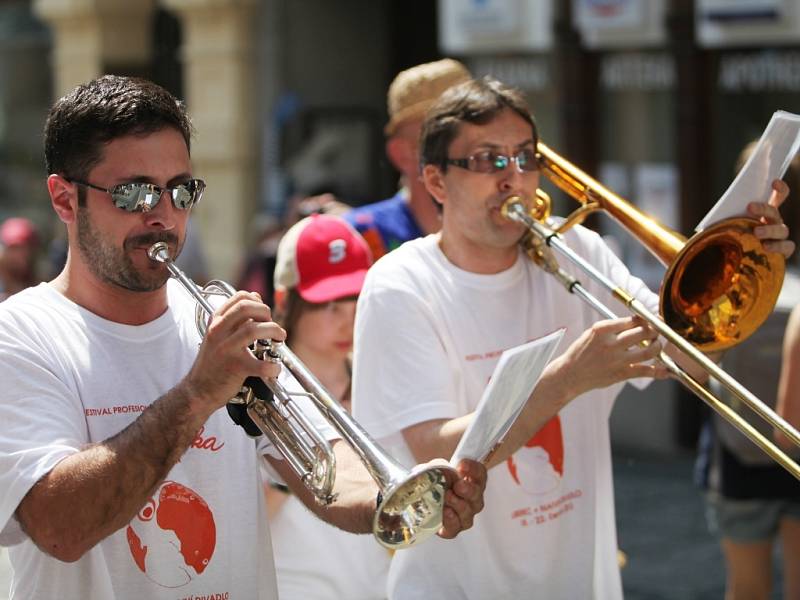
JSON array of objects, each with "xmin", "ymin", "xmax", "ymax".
[
  {"xmin": 499, "ymin": 143, "xmax": 800, "ymax": 480},
  {"xmin": 148, "ymin": 242, "xmax": 455, "ymax": 549}
]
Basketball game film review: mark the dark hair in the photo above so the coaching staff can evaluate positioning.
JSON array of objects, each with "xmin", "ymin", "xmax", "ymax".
[
  {"xmin": 274, "ymin": 288, "xmax": 359, "ymax": 346},
  {"xmin": 419, "ymin": 76, "xmax": 538, "ymax": 172},
  {"xmin": 44, "ymin": 75, "xmax": 193, "ymax": 180},
  {"xmin": 273, "ymin": 288, "xmax": 311, "ymax": 345}
]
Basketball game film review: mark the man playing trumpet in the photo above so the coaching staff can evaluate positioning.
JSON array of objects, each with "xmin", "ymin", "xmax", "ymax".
[{"xmin": 0, "ymin": 75, "xmax": 486, "ymax": 600}]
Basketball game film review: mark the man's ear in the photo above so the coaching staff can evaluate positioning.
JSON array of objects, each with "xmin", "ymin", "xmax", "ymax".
[
  {"xmin": 421, "ymin": 164, "xmax": 446, "ymax": 209},
  {"xmin": 47, "ymin": 175, "xmax": 78, "ymax": 224},
  {"xmin": 386, "ymin": 136, "xmax": 416, "ymax": 176}
]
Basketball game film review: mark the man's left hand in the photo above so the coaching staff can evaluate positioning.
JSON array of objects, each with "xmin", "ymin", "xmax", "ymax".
[
  {"xmin": 749, "ymin": 179, "xmax": 795, "ymax": 258},
  {"xmin": 437, "ymin": 458, "xmax": 487, "ymax": 539}
]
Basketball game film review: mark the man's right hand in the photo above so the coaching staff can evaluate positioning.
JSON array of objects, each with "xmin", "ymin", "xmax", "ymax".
[
  {"xmin": 183, "ymin": 291, "xmax": 286, "ymax": 415},
  {"xmin": 548, "ymin": 316, "xmax": 668, "ymax": 400}
]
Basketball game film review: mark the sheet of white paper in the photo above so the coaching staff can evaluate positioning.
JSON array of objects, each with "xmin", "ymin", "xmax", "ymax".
[
  {"xmin": 450, "ymin": 328, "xmax": 565, "ymax": 465},
  {"xmin": 696, "ymin": 110, "xmax": 800, "ymax": 232}
]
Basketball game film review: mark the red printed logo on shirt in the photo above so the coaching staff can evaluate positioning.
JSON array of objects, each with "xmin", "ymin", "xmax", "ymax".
[
  {"xmin": 507, "ymin": 416, "xmax": 564, "ymax": 496},
  {"xmin": 126, "ymin": 481, "xmax": 216, "ymax": 588}
]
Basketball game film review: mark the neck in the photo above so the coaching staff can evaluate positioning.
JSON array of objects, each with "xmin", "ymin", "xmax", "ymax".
[
  {"xmin": 436, "ymin": 231, "xmax": 519, "ymax": 274},
  {"xmin": 406, "ymin": 177, "xmax": 442, "ymax": 235},
  {"xmin": 52, "ymin": 254, "xmax": 169, "ymax": 325}
]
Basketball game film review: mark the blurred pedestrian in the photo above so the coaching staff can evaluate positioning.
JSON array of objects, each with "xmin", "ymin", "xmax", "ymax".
[
  {"xmin": 345, "ymin": 59, "xmax": 470, "ymax": 259},
  {"xmin": 266, "ymin": 213, "xmax": 391, "ymax": 599},
  {"xmin": 0, "ymin": 217, "xmax": 41, "ymax": 301}
]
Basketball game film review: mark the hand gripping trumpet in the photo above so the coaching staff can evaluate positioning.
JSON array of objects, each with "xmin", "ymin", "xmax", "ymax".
[
  {"xmin": 148, "ymin": 241, "xmax": 456, "ymax": 549},
  {"xmin": 501, "ymin": 144, "xmax": 800, "ymax": 480}
]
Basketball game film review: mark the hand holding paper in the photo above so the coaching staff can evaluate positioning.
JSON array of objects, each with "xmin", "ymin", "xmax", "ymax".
[
  {"xmin": 450, "ymin": 329, "xmax": 565, "ymax": 466},
  {"xmin": 697, "ymin": 110, "xmax": 800, "ymax": 232}
]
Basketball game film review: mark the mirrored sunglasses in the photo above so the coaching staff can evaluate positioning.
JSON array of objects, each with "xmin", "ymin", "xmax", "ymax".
[
  {"xmin": 69, "ymin": 178, "xmax": 205, "ymax": 212},
  {"xmin": 445, "ymin": 148, "xmax": 539, "ymax": 174}
]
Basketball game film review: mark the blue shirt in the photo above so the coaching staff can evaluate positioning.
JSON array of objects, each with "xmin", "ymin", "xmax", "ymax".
[{"xmin": 344, "ymin": 191, "xmax": 422, "ymax": 260}]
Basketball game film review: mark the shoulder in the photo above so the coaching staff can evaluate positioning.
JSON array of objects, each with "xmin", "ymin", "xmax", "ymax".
[
  {"xmin": 0, "ymin": 284, "xmax": 61, "ymax": 326},
  {"xmin": 359, "ymin": 237, "xmax": 437, "ymax": 300}
]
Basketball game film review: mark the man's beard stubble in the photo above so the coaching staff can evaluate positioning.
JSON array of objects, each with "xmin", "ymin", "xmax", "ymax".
[{"xmin": 76, "ymin": 206, "xmax": 182, "ymax": 292}]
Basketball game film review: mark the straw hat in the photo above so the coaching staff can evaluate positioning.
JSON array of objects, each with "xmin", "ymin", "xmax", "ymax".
[{"xmin": 384, "ymin": 58, "xmax": 471, "ymax": 136}]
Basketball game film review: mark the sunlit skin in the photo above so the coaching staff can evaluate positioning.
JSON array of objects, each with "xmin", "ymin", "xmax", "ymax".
[{"xmin": 422, "ymin": 108, "xmax": 540, "ymax": 274}]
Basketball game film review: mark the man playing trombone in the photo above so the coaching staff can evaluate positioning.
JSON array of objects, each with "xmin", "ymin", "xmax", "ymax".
[
  {"xmin": 351, "ymin": 76, "xmax": 794, "ymax": 599},
  {"xmin": 0, "ymin": 75, "xmax": 487, "ymax": 600}
]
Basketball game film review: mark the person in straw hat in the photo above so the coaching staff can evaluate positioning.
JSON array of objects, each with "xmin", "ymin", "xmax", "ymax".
[{"xmin": 345, "ymin": 58, "xmax": 470, "ymax": 260}]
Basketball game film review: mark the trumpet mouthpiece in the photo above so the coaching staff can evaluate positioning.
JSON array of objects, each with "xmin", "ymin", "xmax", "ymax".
[
  {"xmin": 500, "ymin": 196, "xmax": 525, "ymax": 220},
  {"xmin": 147, "ymin": 242, "xmax": 170, "ymax": 263}
]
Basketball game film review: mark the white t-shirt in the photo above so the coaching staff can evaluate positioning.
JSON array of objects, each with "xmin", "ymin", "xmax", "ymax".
[
  {"xmin": 270, "ymin": 492, "xmax": 390, "ymax": 599},
  {"xmin": 351, "ymin": 228, "xmax": 658, "ymax": 600},
  {"xmin": 0, "ymin": 281, "xmax": 279, "ymax": 599}
]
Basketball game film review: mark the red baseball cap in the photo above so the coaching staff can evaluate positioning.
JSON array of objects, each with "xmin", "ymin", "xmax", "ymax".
[
  {"xmin": 274, "ymin": 214, "xmax": 372, "ymax": 303},
  {"xmin": 0, "ymin": 217, "xmax": 38, "ymax": 247}
]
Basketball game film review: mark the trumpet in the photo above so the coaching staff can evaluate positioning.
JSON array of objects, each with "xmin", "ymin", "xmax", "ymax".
[
  {"xmin": 500, "ymin": 144, "xmax": 800, "ymax": 480},
  {"xmin": 148, "ymin": 241, "xmax": 455, "ymax": 549}
]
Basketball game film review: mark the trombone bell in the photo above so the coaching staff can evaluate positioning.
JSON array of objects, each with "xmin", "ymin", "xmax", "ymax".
[
  {"xmin": 536, "ymin": 142, "xmax": 785, "ymax": 352},
  {"xmin": 662, "ymin": 218, "xmax": 784, "ymax": 351}
]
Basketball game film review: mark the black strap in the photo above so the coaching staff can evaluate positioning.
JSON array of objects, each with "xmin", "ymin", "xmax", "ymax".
[{"xmin": 225, "ymin": 376, "xmax": 274, "ymax": 437}]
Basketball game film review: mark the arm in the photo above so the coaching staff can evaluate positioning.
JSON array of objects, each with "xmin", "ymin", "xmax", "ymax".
[
  {"xmin": 15, "ymin": 291, "xmax": 284, "ymax": 562},
  {"xmin": 775, "ymin": 303, "xmax": 800, "ymax": 450},
  {"xmin": 404, "ymin": 316, "xmax": 667, "ymax": 468},
  {"xmin": 266, "ymin": 440, "xmax": 486, "ymax": 539}
]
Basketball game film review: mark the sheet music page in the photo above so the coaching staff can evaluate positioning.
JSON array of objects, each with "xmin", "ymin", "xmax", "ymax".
[
  {"xmin": 450, "ymin": 328, "xmax": 565, "ymax": 465},
  {"xmin": 696, "ymin": 110, "xmax": 800, "ymax": 231}
]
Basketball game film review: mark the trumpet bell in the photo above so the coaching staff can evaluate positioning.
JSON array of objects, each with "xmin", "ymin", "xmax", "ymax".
[
  {"xmin": 662, "ymin": 217, "xmax": 785, "ymax": 352},
  {"xmin": 374, "ymin": 464, "xmax": 454, "ymax": 549}
]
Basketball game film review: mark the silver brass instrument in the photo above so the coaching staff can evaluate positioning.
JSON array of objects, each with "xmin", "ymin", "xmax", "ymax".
[
  {"xmin": 148, "ymin": 241, "xmax": 455, "ymax": 549},
  {"xmin": 500, "ymin": 144, "xmax": 800, "ymax": 480}
]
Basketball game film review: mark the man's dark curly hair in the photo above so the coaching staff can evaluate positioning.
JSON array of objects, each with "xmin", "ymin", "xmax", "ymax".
[{"xmin": 44, "ymin": 75, "xmax": 193, "ymax": 181}]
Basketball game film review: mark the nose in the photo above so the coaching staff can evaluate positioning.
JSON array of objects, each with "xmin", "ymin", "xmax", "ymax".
[
  {"xmin": 143, "ymin": 189, "xmax": 178, "ymax": 230},
  {"xmin": 498, "ymin": 163, "xmax": 527, "ymax": 193},
  {"xmin": 498, "ymin": 162, "xmax": 540, "ymax": 196}
]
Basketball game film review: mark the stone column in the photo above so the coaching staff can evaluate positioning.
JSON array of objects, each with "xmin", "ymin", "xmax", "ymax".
[
  {"xmin": 161, "ymin": 0, "xmax": 260, "ymax": 279},
  {"xmin": 33, "ymin": 0, "xmax": 156, "ymax": 97}
]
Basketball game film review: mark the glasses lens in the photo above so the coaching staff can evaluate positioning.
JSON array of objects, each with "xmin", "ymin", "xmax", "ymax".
[
  {"xmin": 172, "ymin": 179, "xmax": 204, "ymax": 209},
  {"xmin": 469, "ymin": 151, "xmax": 506, "ymax": 173},
  {"xmin": 516, "ymin": 148, "xmax": 538, "ymax": 172},
  {"xmin": 110, "ymin": 183, "xmax": 160, "ymax": 212},
  {"xmin": 172, "ymin": 184, "xmax": 194, "ymax": 209},
  {"xmin": 491, "ymin": 153, "xmax": 509, "ymax": 172}
]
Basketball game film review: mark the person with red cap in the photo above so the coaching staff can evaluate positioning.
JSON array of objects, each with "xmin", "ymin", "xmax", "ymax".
[
  {"xmin": 0, "ymin": 217, "xmax": 40, "ymax": 301},
  {"xmin": 266, "ymin": 213, "xmax": 391, "ymax": 599}
]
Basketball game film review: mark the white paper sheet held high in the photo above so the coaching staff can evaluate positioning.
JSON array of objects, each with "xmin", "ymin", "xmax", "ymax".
[
  {"xmin": 450, "ymin": 328, "xmax": 565, "ymax": 465},
  {"xmin": 696, "ymin": 110, "xmax": 800, "ymax": 231}
]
